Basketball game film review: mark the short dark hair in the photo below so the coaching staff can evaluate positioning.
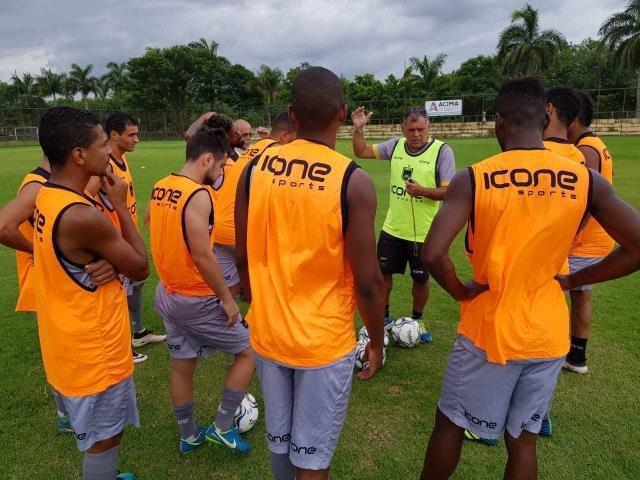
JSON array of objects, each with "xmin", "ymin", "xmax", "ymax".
[
  {"xmin": 576, "ymin": 91, "xmax": 595, "ymax": 127},
  {"xmin": 291, "ymin": 67, "xmax": 344, "ymax": 129},
  {"xmin": 186, "ymin": 127, "xmax": 230, "ymax": 161},
  {"xmin": 104, "ymin": 112, "xmax": 138, "ymax": 137},
  {"xmin": 270, "ymin": 111, "xmax": 294, "ymax": 135},
  {"xmin": 546, "ymin": 87, "xmax": 581, "ymax": 128},
  {"xmin": 496, "ymin": 76, "xmax": 546, "ymax": 128},
  {"xmin": 39, "ymin": 107, "xmax": 101, "ymax": 168},
  {"xmin": 205, "ymin": 113, "xmax": 235, "ymax": 134},
  {"xmin": 404, "ymin": 106, "xmax": 428, "ymax": 122}
]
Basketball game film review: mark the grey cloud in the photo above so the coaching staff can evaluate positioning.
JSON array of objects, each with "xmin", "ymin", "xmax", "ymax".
[{"xmin": 0, "ymin": 0, "xmax": 627, "ymax": 82}]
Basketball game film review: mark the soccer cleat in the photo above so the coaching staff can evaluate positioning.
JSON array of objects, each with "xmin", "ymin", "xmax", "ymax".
[
  {"xmin": 115, "ymin": 473, "xmax": 135, "ymax": 480},
  {"xmin": 132, "ymin": 351, "xmax": 148, "ymax": 364},
  {"xmin": 464, "ymin": 429, "xmax": 498, "ymax": 446},
  {"xmin": 418, "ymin": 321, "xmax": 433, "ymax": 343},
  {"xmin": 57, "ymin": 415, "xmax": 73, "ymax": 433},
  {"xmin": 205, "ymin": 424, "xmax": 251, "ymax": 453},
  {"xmin": 180, "ymin": 427, "xmax": 208, "ymax": 454},
  {"xmin": 539, "ymin": 418, "xmax": 553, "ymax": 437},
  {"xmin": 384, "ymin": 316, "xmax": 394, "ymax": 331},
  {"xmin": 132, "ymin": 329, "xmax": 167, "ymax": 348},
  {"xmin": 563, "ymin": 359, "xmax": 588, "ymax": 375}
]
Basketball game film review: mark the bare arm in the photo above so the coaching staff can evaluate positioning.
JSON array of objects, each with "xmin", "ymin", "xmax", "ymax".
[
  {"xmin": 558, "ymin": 172, "xmax": 640, "ymax": 290},
  {"xmin": 184, "ymin": 112, "xmax": 215, "ymax": 141},
  {"xmin": 142, "ymin": 203, "xmax": 150, "ymax": 230},
  {"xmin": 351, "ymin": 106, "xmax": 376, "ymax": 159},
  {"xmin": 422, "ymin": 170, "xmax": 488, "ymax": 301},
  {"xmin": 344, "ymin": 169, "xmax": 386, "ymax": 380},
  {"xmin": 185, "ymin": 189, "xmax": 239, "ymax": 324},
  {"xmin": 0, "ymin": 182, "xmax": 42, "ymax": 253},
  {"xmin": 578, "ymin": 145, "xmax": 601, "ymax": 172},
  {"xmin": 234, "ymin": 162, "xmax": 252, "ymax": 302}
]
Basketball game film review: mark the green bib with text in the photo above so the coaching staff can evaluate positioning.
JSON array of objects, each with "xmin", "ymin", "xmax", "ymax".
[{"xmin": 382, "ymin": 137, "xmax": 444, "ymax": 241}]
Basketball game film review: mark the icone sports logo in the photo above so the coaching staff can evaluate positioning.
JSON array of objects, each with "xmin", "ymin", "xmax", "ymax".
[
  {"xmin": 259, "ymin": 154, "xmax": 331, "ymax": 191},
  {"xmin": 482, "ymin": 168, "xmax": 579, "ymax": 199},
  {"xmin": 464, "ymin": 410, "xmax": 497, "ymax": 429},
  {"xmin": 151, "ymin": 187, "xmax": 183, "ymax": 205}
]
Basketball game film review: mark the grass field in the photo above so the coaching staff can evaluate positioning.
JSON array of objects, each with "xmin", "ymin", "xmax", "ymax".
[{"xmin": 0, "ymin": 137, "xmax": 639, "ymax": 479}]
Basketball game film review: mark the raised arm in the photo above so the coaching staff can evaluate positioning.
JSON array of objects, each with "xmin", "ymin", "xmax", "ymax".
[
  {"xmin": 185, "ymin": 189, "xmax": 239, "ymax": 324},
  {"xmin": 557, "ymin": 172, "xmax": 640, "ymax": 290},
  {"xmin": 184, "ymin": 112, "xmax": 215, "ymax": 141},
  {"xmin": 344, "ymin": 168, "xmax": 386, "ymax": 380},
  {"xmin": 351, "ymin": 107, "xmax": 376, "ymax": 159},
  {"xmin": 422, "ymin": 169, "xmax": 488, "ymax": 301},
  {"xmin": 0, "ymin": 181, "xmax": 42, "ymax": 253}
]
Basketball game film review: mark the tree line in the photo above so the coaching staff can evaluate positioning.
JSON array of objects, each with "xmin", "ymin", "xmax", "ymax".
[{"xmin": 2, "ymin": 2, "xmax": 640, "ymax": 126}]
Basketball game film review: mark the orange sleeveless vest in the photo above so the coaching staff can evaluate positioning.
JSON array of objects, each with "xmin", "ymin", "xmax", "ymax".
[
  {"xmin": 109, "ymin": 153, "xmax": 137, "ymax": 225},
  {"xmin": 33, "ymin": 183, "xmax": 132, "ymax": 396},
  {"xmin": 150, "ymin": 174, "xmax": 215, "ymax": 296},
  {"xmin": 246, "ymin": 139, "xmax": 359, "ymax": 367},
  {"xmin": 461, "ymin": 149, "xmax": 591, "ymax": 364}
]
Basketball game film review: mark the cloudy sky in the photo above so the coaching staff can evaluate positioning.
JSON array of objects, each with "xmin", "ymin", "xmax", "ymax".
[{"xmin": 0, "ymin": 0, "xmax": 627, "ymax": 82}]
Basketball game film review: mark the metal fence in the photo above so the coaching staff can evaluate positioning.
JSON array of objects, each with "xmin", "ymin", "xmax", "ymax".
[{"xmin": 1, "ymin": 86, "xmax": 637, "ymax": 142}]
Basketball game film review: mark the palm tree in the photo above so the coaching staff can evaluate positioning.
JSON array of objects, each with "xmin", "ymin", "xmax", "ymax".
[
  {"xmin": 37, "ymin": 69, "xmax": 65, "ymax": 100},
  {"xmin": 408, "ymin": 53, "xmax": 447, "ymax": 90},
  {"xmin": 103, "ymin": 62, "xmax": 128, "ymax": 93},
  {"xmin": 10, "ymin": 72, "xmax": 38, "ymax": 96},
  {"xmin": 497, "ymin": 3, "xmax": 567, "ymax": 75},
  {"xmin": 599, "ymin": 0, "xmax": 640, "ymax": 117},
  {"xmin": 188, "ymin": 38, "xmax": 219, "ymax": 56},
  {"xmin": 68, "ymin": 63, "xmax": 97, "ymax": 106},
  {"xmin": 256, "ymin": 65, "xmax": 284, "ymax": 120}
]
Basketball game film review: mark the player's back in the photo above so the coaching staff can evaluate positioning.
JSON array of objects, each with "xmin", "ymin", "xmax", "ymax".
[
  {"xmin": 246, "ymin": 139, "xmax": 359, "ymax": 367},
  {"xmin": 544, "ymin": 138, "xmax": 585, "ymax": 165},
  {"xmin": 461, "ymin": 148, "xmax": 591, "ymax": 364},
  {"xmin": 150, "ymin": 174, "xmax": 214, "ymax": 297}
]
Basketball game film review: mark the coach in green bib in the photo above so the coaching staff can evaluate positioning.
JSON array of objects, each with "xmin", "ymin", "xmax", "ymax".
[{"xmin": 352, "ymin": 106, "xmax": 456, "ymax": 341}]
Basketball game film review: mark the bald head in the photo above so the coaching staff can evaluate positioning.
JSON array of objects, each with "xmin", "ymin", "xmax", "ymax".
[{"xmin": 234, "ymin": 119, "xmax": 252, "ymax": 150}]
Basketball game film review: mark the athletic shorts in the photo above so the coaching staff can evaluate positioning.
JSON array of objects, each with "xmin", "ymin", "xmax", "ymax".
[
  {"xmin": 213, "ymin": 243, "xmax": 240, "ymax": 288},
  {"xmin": 154, "ymin": 282, "xmax": 249, "ymax": 359},
  {"xmin": 254, "ymin": 351, "xmax": 355, "ymax": 470},
  {"xmin": 438, "ymin": 336, "xmax": 563, "ymax": 440},
  {"xmin": 569, "ymin": 256, "xmax": 602, "ymax": 292},
  {"xmin": 377, "ymin": 230, "xmax": 428, "ymax": 282},
  {"xmin": 52, "ymin": 376, "xmax": 139, "ymax": 451},
  {"xmin": 122, "ymin": 276, "xmax": 145, "ymax": 296}
]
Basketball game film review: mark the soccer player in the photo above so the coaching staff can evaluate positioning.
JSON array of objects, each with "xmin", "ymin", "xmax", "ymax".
[
  {"xmin": 34, "ymin": 106, "xmax": 149, "ymax": 480},
  {"xmin": 0, "ymin": 156, "xmax": 119, "ymax": 433},
  {"xmin": 103, "ymin": 113, "xmax": 166, "ymax": 362},
  {"xmin": 213, "ymin": 111, "xmax": 295, "ymax": 295},
  {"xmin": 543, "ymin": 87, "xmax": 586, "ymax": 165},
  {"xmin": 351, "ymin": 105, "xmax": 456, "ymax": 342},
  {"xmin": 233, "ymin": 118, "xmax": 253, "ymax": 155},
  {"xmin": 565, "ymin": 91, "xmax": 616, "ymax": 374},
  {"xmin": 236, "ymin": 67, "xmax": 386, "ymax": 480},
  {"xmin": 419, "ymin": 77, "xmax": 640, "ymax": 480},
  {"xmin": 149, "ymin": 127, "xmax": 254, "ymax": 454}
]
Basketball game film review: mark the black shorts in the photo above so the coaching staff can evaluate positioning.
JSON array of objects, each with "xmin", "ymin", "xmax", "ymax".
[{"xmin": 377, "ymin": 230, "xmax": 429, "ymax": 282}]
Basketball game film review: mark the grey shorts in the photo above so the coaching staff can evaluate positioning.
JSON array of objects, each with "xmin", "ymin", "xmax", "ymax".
[
  {"xmin": 255, "ymin": 351, "xmax": 355, "ymax": 470},
  {"xmin": 154, "ymin": 283, "xmax": 249, "ymax": 359},
  {"xmin": 52, "ymin": 377, "xmax": 140, "ymax": 451},
  {"xmin": 438, "ymin": 336, "xmax": 563, "ymax": 440},
  {"xmin": 122, "ymin": 276, "xmax": 144, "ymax": 296},
  {"xmin": 213, "ymin": 243, "xmax": 240, "ymax": 288},
  {"xmin": 569, "ymin": 256, "xmax": 602, "ymax": 291}
]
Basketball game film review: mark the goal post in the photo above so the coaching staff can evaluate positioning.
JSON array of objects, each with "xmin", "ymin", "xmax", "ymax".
[{"xmin": 14, "ymin": 126, "xmax": 39, "ymax": 141}]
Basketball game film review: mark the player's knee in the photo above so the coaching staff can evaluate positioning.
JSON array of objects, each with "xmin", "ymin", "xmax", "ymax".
[{"xmin": 87, "ymin": 432, "xmax": 123, "ymax": 453}]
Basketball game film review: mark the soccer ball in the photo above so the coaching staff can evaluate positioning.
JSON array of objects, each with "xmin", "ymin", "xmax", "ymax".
[
  {"xmin": 358, "ymin": 325, "xmax": 389, "ymax": 347},
  {"xmin": 218, "ymin": 393, "xmax": 259, "ymax": 433},
  {"xmin": 390, "ymin": 317, "xmax": 420, "ymax": 348},
  {"xmin": 354, "ymin": 338, "xmax": 386, "ymax": 370},
  {"xmin": 234, "ymin": 393, "xmax": 259, "ymax": 433}
]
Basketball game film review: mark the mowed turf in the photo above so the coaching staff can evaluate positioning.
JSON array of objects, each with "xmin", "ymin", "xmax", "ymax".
[{"xmin": 0, "ymin": 137, "xmax": 639, "ymax": 479}]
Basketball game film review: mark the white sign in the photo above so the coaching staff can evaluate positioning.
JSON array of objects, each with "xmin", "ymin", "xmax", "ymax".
[{"xmin": 425, "ymin": 99, "xmax": 463, "ymax": 117}]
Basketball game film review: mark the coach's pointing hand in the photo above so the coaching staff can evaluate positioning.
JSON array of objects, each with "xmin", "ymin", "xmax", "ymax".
[
  {"xmin": 101, "ymin": 170, "xmax": 128, "ymax": 210},
  {"xmin": 351, "ymin": 106, "xmax": 373, "ymax": 130}
]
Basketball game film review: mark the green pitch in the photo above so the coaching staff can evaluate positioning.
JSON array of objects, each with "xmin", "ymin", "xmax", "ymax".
[{"xmin": 0, "ymin": 137, "xmax": 639, "ymax": 479}]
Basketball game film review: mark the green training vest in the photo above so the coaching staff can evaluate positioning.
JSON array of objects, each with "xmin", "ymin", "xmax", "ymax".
[{"xmin": 382, "ymin": 137, "xmax": 444, "ymax": 242}]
